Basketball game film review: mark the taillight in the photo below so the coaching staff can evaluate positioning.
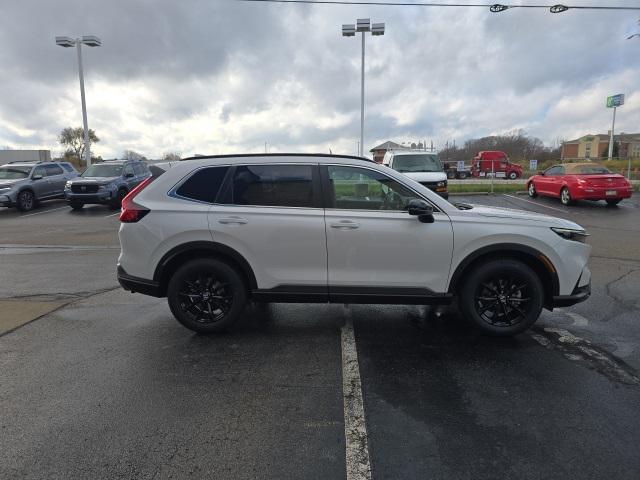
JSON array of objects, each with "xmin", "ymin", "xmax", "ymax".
[{"xmin": 119, "ymin": 177, "xmax": 154, "ymax": 223}]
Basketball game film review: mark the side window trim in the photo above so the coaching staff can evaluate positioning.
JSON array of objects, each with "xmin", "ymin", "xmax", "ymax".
[{"xmin": 319, "ymin": 164, "xmax": 442, "ymax": 213}]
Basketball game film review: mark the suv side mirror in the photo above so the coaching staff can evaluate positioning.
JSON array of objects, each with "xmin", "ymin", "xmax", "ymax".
[
  {"xmin": 125, "ymin": 172, "xmax": 134, "ymax": 178},
  {"xmin": 407, "ymin": 199, "xmax": 435, "ymax": 224}
]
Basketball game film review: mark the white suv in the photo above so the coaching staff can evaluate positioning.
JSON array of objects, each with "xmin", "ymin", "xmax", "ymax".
[{"xmin": 117, "ymin": 154, "xmax": 591, "ymax": 336}]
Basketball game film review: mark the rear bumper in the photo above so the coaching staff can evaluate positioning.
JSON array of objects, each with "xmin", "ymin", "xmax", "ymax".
[
  {"xmin": 552, "ymin": 282, "xmax": 591, "ymax": 308},
  {"xmin": 572, "ymin": 186, "xmax": 633, "ymax": 201},
  {"xmin": 117, "ymin": 265, "xmax": 163, "ymax": 297}
]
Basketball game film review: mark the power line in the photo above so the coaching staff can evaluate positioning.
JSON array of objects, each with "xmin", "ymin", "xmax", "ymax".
[{"xmin": 235, "ymin": 0, "xmax": 640, "ymax": 12}]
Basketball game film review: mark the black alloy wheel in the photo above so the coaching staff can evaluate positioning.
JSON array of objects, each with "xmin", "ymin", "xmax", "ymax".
[
  {"xmin": 167, "ymin": 258, "xmax": 247, "ymax": 333},
  {"xmin": 17, "ymin": 190, "xmax": 35, "ymax": 211},
  {"xmin": 459, "ymin": 259, "xmax": 543, "ymax": 335}
]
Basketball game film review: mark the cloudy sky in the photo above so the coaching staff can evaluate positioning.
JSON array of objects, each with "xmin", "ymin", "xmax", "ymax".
[{"xmin": 0, "ymin": 0, "xmax": 638, "ymax": 159}]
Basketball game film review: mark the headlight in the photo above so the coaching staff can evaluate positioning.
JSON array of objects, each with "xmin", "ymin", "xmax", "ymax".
[
  {"xmin": 437, "ymin": 181, "xmax": 447, "ymax": 188},
  {"xmin": 551, "ymin": 227, "xmax": 589, "ymax": 243},
  {"xmin": 65, "ymin": 181, "xmax": 72, "ymax": 189}
]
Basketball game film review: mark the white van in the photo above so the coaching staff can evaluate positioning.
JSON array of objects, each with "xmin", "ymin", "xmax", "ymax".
[{"xmin": 383, "ymin": 150, "xmax": 448, "ymax": 198}]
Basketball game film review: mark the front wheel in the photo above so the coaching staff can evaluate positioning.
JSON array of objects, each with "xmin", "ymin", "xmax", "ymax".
[
  {"xmin": 17, "ymin": 190, "xmax": 35, "ymax": 211},
  {"xmin": 508, "ymin": 171, "xmax": 518, "ymax": 180},
  {"xmin": 606, "ymin": 199, "xmax": 621, "ymax": 207},
  {"xmin": 167, "ymin": 258, "xmax": 247, "ymax": 333},
  {"xmin": 458, "ymin": 259, "xmax": 544, "ymax": 336},
  {"xmin": 560, "ymin": 187, "xmax": 573, "ymax": 206},
  {"xmin": 110, "ymin": 188, "xmax": 128, "ymax": 210},
  {"xmin": 69, "ymin": 201, "xmax": 84, "ymax": 210},
  {"xmin": 528, "ymin": 182, "xmax": 537, "ymax": 198}
]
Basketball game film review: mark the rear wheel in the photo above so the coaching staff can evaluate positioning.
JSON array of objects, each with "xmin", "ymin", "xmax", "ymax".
[
  {"xmin": 167, "ymin": 258, "xmax": 247, "ymax": 333},
  {"xmin": 508, "ymin": 171, "xmax": 518, "ymax": 180},
  {"xmin": 527, "ymin": 182, "xmax": 537, "ymax": 198},
  {"xmin": 560, "ymin": 187, "xmax": 573, "ymax": 206},
  {"xmin": 459, "ymin": 259, "xmax": 544, "ymax": 336},
  {"xmin": 458, "ymin": 171, "xmax": 468, "ymax": 179},
  {"xmin": 16, "ymin": 190, "xmax": 35, "ymax": 211},
  {"xmin": 606, "ymin": 199, "xmax": 621, "ymax": 207}
]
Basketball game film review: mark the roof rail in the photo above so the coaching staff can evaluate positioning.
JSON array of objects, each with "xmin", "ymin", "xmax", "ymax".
[
  {"xmin": 181, "ymin": 152, "xmax": 375, "ymax": 163},
  {"xmin": 6, "ymin": 160, "xmax": 44, "ymax": 164}
]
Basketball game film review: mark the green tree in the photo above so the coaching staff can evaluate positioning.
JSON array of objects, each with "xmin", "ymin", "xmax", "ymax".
[{"xmin": 58, "ymin": 127, "xmax": 99, "ymax": 162}]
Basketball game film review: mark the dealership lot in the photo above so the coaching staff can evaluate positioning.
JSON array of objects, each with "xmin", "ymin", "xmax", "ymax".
[{"xmin": 1, "ymin": 195, "xmax": 640, "ymax": 479}]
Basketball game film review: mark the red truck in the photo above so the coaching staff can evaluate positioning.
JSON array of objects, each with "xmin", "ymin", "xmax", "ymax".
[{"xmin": 471, "ymin": 151, "xmax": 523, "ymax": 179}]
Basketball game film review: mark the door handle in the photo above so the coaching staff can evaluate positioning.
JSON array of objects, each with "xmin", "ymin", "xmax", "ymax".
[
  {"xmin": 330, "ymin": 220, "xmax": 360, "ymax": 230},
  {"xmin": 218, "ymin": 216, "xmax": 248, "ymax": 225}
]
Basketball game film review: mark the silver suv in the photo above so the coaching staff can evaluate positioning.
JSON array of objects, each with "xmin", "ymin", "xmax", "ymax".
[
  {"xmin": 64, "ymin": 160, "xmax": 151, "ymax": 210},
  {"xmin": 0, "ymin": 161, "xmax": 79, "ymax": 211},
  {"xmin": 117, "ymin": 154, "xmax": 591, "ymax": 337}
]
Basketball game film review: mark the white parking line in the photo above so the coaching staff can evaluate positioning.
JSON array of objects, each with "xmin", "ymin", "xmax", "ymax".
[
  {"xmin": 503, "ymin": 194, "xmax": 576, "ymax": 214},
  {"xmin": 21, "ymin": 206, "xmax": 69, "ymax": 218},
  {"xmin": 341, "ymin": 307, "xmax": 372, "ymax": 480},
  {"xmin": 104, "ymin": 212, "xmax": 121, "ymax": 218}
]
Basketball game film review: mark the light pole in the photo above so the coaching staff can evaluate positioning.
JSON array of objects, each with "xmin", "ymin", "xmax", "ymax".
[
  {"xmin": 55, "ymin": 35, "xmax": 101, "ymax": 167},
  {"xmin": 342, "ymin": 19, "xmax": 385, "ymax": 157}
]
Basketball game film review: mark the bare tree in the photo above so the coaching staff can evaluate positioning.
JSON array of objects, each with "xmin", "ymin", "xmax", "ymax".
[
  {"xmin": 162, "ymin": 152, "xmax": 181, "ymax": 162},
  {"xmin": 122, "ymin": 150, "xmax": 147, "ymax": 161}
]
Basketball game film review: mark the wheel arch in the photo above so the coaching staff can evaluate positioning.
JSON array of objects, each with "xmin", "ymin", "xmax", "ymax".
[
  {"xmin": 154, "ymin": 241, "xmax": 257, "ymax": 296},
  {"xmin": 448, "ymin": 243, "xmax": 559, "ymax": 309}
]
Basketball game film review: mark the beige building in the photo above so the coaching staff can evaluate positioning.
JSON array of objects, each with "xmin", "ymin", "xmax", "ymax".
[{"xmin": 562, "ymin": 133, "xmax": 640, "ymax": 160}]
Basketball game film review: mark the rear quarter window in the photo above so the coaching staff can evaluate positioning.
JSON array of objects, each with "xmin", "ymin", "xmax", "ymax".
[
  {"xmin": 60, "ymin": 163, "xmax": 76, "ymax": 172},
  {"xmin": 175, "ymin": 166, "xmax": 229, "ymax": 203}
]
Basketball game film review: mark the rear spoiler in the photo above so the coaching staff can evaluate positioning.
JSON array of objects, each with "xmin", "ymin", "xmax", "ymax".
[{"xmin": 148, "ymin": 165, "xmax": 166, "ymax": 178}]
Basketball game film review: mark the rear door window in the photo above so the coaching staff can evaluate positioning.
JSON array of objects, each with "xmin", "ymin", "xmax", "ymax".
[
  {"xmin": 221, "ymin": 164, "xmax": 315, "ymax": 208},
  {"xmin": 175, "ymin": 166, "xmax": 229, "ymax": 203},
  {"xmin": 45, "ymin": 164, "xmax": 64, "ymax": 176},
  {"xmin": 60, "ymin": 163, "xmax": 75, "ymax": 172}
]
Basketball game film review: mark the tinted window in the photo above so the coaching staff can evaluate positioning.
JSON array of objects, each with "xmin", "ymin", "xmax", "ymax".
[
  {"xmin": 176, "ymin": 166, "xmax": 229, "ymax": 203},
  {"xmin": 545, "ymin": 166, "xmax": 563, "ymax": 176},
  {"xmin": 45, "ymin": 164, "xmax": 64, "ymax": 176},
  {"xmin": 327, "ymin": 166, "xmax": 420, "ymax": 211},
  {"xmin": 33, "ymin": 166, "xmax": 46, "ymax": 178},
  {"xmin": 224, "ymin": 165, "xmax": 314, "ymax": 208},
  {"xmin": 60, "ymin": 163, "xmax": 75, "ymax": 172}
]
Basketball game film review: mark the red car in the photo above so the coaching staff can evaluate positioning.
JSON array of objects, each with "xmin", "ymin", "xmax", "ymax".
[{"xmin": 527, "ymin": 162, "xmax": 633, "ymax": 206}]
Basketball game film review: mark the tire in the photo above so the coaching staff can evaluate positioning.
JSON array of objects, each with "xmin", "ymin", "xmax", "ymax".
[
  {"xmin": 167, "ymin": 258, "xmax": 248, "ymax": 333},
  {"xmin": 458, "ymin": 172, "xmax": 468, "ymax": 179},
  {"xmin": 16, "ymin": 190, "xmax": 35, "ymax": 211},
  {"xmin": 508, "ymin": 171, "xmax": 518, "ymax": 180},
  {"xmin": 527, "ymin": 182, "xmax": 537, "ymax": 198},
  {"xmin": 560, "ymin": 187, "xmax": 573, "ymax": 206},
  {"xmin": 110, "ymin": 188, "xmax": 128, "ymax": 209},
  {"xmin": 458, "ymin": 259, "xmax": 544, "ymax": 336},
  {"xmin": 69, "ymin": 201, "xmax": 84, "ymax": 210},
  {"xmin": 606, "ymin": 199, "xmax": 621, "ymax": 207},
  {"xmin": 447, "ymin": 171, "xmax": 456, "ymax": 179}
]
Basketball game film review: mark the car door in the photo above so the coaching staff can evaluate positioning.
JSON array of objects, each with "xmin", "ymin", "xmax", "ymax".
[
  {"xmin": 322, "ymin": 164, "xmax": 454, "ymax": 294},
  {"xmin": 536, "ymin": 166, "xmax": 559, "ymax": 195},
  {"xmin": 30, "ymin": 165, "xmax": 52, "ymax": 198},
  {"xmin": 208, "ymin": 163, "xmax": 328, "ymax": 291},
  {"xmin": 44, "ymin": 164, "xmax": 66, "ymax": 196}
]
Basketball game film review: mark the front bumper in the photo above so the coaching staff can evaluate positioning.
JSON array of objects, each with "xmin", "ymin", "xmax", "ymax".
[
  {"xmin": 65, "ymin": 190, "xmax": 114, "ymax": 204},
  {"xmin": 117, "ymin": 265, "xmax": 163, "ymax": 297},
  {"xmin": 552, "ymin": 282, "xmax": 591, "ymax": 308},
  {"xmin": 0, "ymin": 190, "xmax": 17, "ymax": 206}
]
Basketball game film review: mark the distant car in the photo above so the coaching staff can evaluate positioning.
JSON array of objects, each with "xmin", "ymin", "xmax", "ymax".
[
  {"xmin": 65, "ymin": 160, "xmax": 151, "ymax": 210},
  {"xmin": 0, "ymin": 161, "xmax": 79, "ymax": 211},
  {"xmin": 383, "ymin": 150, "xmax": 448, "ymax": 198},
  {"xmin": 527, "ymin": 162, "xmax": 633, "ymax": 206}
]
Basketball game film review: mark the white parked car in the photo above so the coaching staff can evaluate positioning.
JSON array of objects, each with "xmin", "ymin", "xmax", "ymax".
[
  {"xmin": 383, "ymin": 150, "xmax": 449, "ymax": 199},
  {"xmin": 117, "ymin": 153, "xmax": 591, "ymax": 336}
]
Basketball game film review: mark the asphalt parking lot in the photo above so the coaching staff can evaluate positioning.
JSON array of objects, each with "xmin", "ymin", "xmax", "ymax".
[{"xmin": 1, "ymin": 195, "xmax": 639, "ymax": 479}]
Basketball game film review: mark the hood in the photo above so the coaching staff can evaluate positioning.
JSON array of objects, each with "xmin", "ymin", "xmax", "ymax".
[
  {"xmin": 0, "ymin": 178, "xmax": 24, "ymax": 188},
  {"xmin": 462, "ymin": 204, "xmax": 583, "ymax": 230},
  {"xmin": 74, "ymin": 176, "xmax": 119, "ymax": 185},
  {"xmin": 401, "ymin": 171, "xmax": 447, "ymax": 182}
]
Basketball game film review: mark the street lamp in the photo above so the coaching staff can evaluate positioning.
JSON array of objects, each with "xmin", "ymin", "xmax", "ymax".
[
  {"xmin": 342, "ymin": 18, "xmax": 385, "ymax": 157},
  {"xmin": 55, "ymin": 35, "xmax": 102, "ymax": 167}
]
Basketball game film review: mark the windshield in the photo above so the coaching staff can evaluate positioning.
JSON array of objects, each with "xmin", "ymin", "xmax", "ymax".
[
  {"xmin": 393, "ymin": 154, "xmax": 442, "ymax": 173},
  {"xmin": 82, "ymin": 164, "xmax": 123, "ymax": 177},
  {"xmin": 0, "ymin": 166, "xmax": 32, "ymax": 179},
  {"xmin": 577, "ymin": 166, "xmax": 611, "ymax": 174}
]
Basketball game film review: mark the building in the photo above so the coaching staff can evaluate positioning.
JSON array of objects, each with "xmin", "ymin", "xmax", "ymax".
[
  {"xmin": 0, "ymin": 149, "xmax": 51, "ymax": 164},
  {"xmin": 369, "ymin": 141, "xmax": 406, "ymax": 163},
  {"xmin": 561, "ymin": 133, "xmax": 640, "ymax": 160}
]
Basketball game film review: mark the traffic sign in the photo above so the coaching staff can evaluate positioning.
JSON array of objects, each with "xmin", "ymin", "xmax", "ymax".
[
  {"xmin": 529, "ymin": 159, "xmax": 538, "ymax": 171},
  {"xmin": 606, "ymin": 94, "xmax": 625, "ymax": 108}
]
